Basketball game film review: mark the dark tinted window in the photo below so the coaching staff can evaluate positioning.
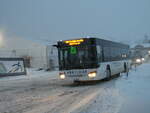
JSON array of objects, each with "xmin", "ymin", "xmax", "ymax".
[
  {"xmin": 103, "ymin": 47, "xmax": 129, "ymax": 62},
  {"xmin": 58, "ymin": 45, "xmax": 98, "ymax": 70}
]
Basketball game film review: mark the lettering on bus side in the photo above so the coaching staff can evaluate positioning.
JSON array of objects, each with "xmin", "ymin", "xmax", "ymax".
[{"xmin": 65, "ymin": 70, "xmax": 87, "ymax": 76}]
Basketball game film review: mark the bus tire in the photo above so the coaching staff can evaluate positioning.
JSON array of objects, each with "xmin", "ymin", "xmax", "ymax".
[
  {"xmin": 116, "ymin": 73, "xmax": 120, "ymax": 76},
  {"xmin": 106, "ymin": 68, "xmax": 111, "ymax": 81}
]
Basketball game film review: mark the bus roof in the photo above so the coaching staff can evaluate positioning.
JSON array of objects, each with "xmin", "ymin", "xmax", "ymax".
[{"xmin": 58, "ymin": 37, "xmax": 129, "ymax": 48}]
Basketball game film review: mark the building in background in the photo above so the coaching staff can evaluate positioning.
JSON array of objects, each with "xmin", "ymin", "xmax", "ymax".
[
  {"xmin": 130, "ymin": 43, "xmax": 150, "ymax": 64},
  {"xmin": 0, "ymin": 37, "xmax": 58, "ymax": 70}
]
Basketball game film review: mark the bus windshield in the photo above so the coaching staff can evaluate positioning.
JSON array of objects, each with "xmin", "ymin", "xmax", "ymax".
[{"xmin": 58, "ymin": 45, "xmax": 97, "ymax": 70}]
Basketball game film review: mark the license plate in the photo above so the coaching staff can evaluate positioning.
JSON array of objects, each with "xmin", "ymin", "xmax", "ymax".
[{"xmin": 68, "ymin": 75, "xmax": 83, "ymax": 77}]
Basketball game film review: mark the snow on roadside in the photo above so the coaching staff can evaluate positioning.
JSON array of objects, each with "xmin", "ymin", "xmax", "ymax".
[
  {"xmin": 0, "ymin": 68, "xmax": 58, "ymax": 82},
  {"xmin": 76, "ymin": 86, "xmax": 123, "ymax": 113},
  {"xmin": 0, "ymin": 68, "xmax": 59, "ymax": 92},
  {"xmin": 117, "ymin": 63, "xmax": 150, "ymax": 98},
  {"xmin": 1, "ymin": 63, "xmax": 150, "ymax": 113},
  {"xmin": 116, "ymin": 63, "xmax": 150, "ymax": 113},
  {"xmin": 74, "ymin": 63, "xmax": 150, "ymax": 113}
]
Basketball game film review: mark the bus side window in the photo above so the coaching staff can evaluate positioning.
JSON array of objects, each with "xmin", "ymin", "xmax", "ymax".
[{"xmin": 96, "ymin": 45, "xmax": 102, "ymax": 62}]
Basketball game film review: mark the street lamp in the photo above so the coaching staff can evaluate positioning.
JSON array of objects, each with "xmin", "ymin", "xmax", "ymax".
[{"xmin": 0, "ymin": 32, "xmax": 4, "ymax": 47}]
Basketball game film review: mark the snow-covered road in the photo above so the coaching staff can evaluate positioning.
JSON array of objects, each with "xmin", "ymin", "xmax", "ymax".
[{"xmin": 0, "ymin": 63, "xmax": 150, "ymax": 113}]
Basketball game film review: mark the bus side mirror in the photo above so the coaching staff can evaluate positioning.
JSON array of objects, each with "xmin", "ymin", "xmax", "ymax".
[{"xmin": 53, "ymin": 45, "xmax": 59, "ymax": 48}]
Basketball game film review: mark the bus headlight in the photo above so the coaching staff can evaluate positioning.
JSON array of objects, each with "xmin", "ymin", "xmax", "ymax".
[
  {"xmin": 59, "ymin": 73, "xmax": 65, "ymax": 79},
  {"xmin": 88, "ymin": 71, "xmax": 97, "ymax": 78},
  {"xmin": 136, "ymin": 59, "xmax": 141, "ymax": 63},
  {"xmin": 141, "ymin": 58, "xmax": 145, "ymax": 61}
]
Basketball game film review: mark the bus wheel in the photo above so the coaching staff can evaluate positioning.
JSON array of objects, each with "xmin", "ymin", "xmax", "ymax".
[
  {"xmin": 116, "ymin": 73, "xmax": 120, "ymax": 76},
  {"xmin": 106, "ymin": 68, "xmax": 111, "ymax": 81}
]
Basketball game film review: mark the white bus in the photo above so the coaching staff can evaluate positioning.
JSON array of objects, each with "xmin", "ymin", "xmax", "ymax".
[{"xmin": 55, "ymin": 37, "xmax": 131, "ymax": 82}]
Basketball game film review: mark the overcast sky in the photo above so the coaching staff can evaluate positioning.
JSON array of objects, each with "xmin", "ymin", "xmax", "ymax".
[{"xmin": 0, "ymin": 0, "xmax": 150, "ymax": 44}]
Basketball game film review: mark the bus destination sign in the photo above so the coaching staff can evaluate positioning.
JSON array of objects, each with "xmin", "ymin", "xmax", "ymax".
[{"xmin": 65, "ymin": 39, "xmax": 84, "ymax": 45}]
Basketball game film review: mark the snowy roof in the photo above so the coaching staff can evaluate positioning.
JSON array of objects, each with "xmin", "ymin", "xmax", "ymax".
[
  {"xmin": 1, "ymin": 37, "xmax": 57, "ymax": 50},
  {"xmin": 141, "ymin": 43, "xmax": 150, "ymax": 48},
  {"xmin": 131, "ymin": 43, "xmax": 150, "ymax": 48}
]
